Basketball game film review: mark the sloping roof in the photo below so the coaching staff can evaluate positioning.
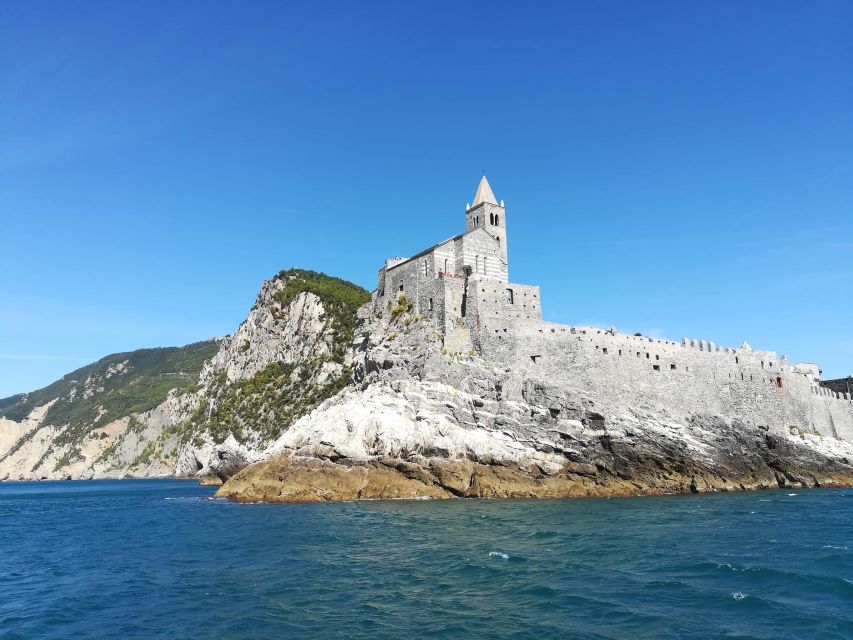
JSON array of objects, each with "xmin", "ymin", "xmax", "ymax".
[
  {"xmin": 385, "ymin": 226, "xmax": 499, "ymax": 273},
  {"xmin": 471, "ymin": 175, "xmax": 498, "ymax": 206},
  {"xmin": 385, "ymin": 233, "xmax": 463, "ymax": 273}
]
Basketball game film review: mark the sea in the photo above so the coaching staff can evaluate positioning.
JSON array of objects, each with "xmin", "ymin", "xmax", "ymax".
[{"xmin": 0, "ymin": 480, "xmax": 851, "ymax": 640}]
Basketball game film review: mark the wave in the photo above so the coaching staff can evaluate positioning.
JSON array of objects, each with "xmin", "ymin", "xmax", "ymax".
[{"xmin": 488, "ymin": 551, "xmax": 509, "ymax": 560}]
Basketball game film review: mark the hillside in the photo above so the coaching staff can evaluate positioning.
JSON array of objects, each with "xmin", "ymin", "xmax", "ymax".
[
  {"xmin": 0, "ymin": 342, "xmax": 219, "ymax": 436},
  {"xmin": 0, "ymin": 269, "xmax": 370, "ymax": 481}
]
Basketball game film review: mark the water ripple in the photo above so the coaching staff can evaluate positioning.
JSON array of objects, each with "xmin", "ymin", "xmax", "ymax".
[{"xmin": 1, "ymin": 481, "xmax": 852, "ymax": 639}]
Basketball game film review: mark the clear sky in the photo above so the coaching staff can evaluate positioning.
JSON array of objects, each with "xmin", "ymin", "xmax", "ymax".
[{"xmin": 1, "ymin": 1, "xmax": 851, "ymax": 398}]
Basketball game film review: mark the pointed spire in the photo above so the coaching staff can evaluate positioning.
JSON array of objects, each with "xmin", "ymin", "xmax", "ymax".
[{"xmin": 471, "ymin": 175, "xmax": 498, "ymax": 206}]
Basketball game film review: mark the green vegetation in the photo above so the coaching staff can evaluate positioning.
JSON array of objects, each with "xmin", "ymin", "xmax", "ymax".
[
  {"xmin": 176, "ymin": 361, "xmax": 350, "ymax": 445},
  {"xmin": 175, "ymin": 269, "xmax": 370, "ymax": 445},
  {"xmin": 132, "ymin": 441, "xmax": 159, "ymax": 467},
  {"xmin": 0, "ymin": 340, "xmax": 219, "ymax": 455},
  {"xmin": 789, "ymin": 425, "xmax": 821, "ymax": 438},
  {"xmin": 390, "ymin": 293, "xmax": 414, "ymax": 318},
  {"xmin": 272, "ymin": 268, "xmax": 370, "ymax": 361},
  {"xmin": 53, "ymin": 447, "xmax": 83, "ymax": 472}
]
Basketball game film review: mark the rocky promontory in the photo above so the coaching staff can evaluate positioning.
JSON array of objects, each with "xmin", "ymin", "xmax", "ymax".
[
  {"xmin": 215, "ymin": 293, "xmax": 853, "ymax": 502},
  {"xmin": 3, "ymin": 268, "xmax": 852, "ymax": 500}
]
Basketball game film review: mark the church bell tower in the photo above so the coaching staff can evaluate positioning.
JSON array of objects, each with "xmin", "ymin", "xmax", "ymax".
[{"xmin": 466, "ymin": 175, "xmax": 508, "ymax": 276}]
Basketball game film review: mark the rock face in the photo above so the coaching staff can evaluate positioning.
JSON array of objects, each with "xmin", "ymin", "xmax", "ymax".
[
  {"xmin": 0, "ymin": 269, "xmax": 368, "ymax": 482},
  {"xmin": 216, "ymin": 299, "xmax": 853, "ymax": 502}
]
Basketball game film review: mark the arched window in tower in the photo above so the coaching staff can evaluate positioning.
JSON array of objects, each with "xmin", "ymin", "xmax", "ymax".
[
  {"xmin": 422, "ymin": 259, "xmax": 428, "ymax": 277},
  {"xmin": 495, "ymin": 214, "xmax": 500, "ymax": 226},
  {"xmin": 474, "ymin": 215, "xmax": 479, "ymax": 226},
  {"xmin": 489, "ymin": 213, "xmax": 494, "ymax": 225},
  {"xmin": 475, "ymin": 255, "xmax": 479, "ymax": 274},
  {"xmin": 506, "ymin": 288, "xmax": 514, "ymax": 304}
]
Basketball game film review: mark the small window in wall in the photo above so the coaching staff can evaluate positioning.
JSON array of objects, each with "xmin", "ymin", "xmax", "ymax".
[
  {"xmin": 423, "ymin": 260, "xmax": 428, "ymax": 276},
  {"xmin": 530, "ymin": 355, "xmax": 541, "ymax": 364},
  {"xmin": 489, "ymin": 213, "xmax": 494, "ymax": 225},
  {"xmin": 655, "ymin": 355, "xmax": 659, "ymax": 361},
  {"xmin": 735, "ymin": 356, "xmax": 739, "ymax": 364},
  {"xmin": 506, "ymin": 288, "xmax": 514, "ymax": 304},
  {"xmin": 428, "ymin": 298, "xmax": 433, "ymax": 311},
  {"xmin": 670, "ymin": 364, "xmax": 676, "ymax": 370},
  {"xmin": 618, "ymin": 349, "xmax": 622, "ymax": 355},
  {"xmin": 776, "ymin": 376, "xmax": 783, "ymax": 389},
  {"xmin": 602, "ymin": 347, "xmax": 608, "ymax": 354},
  {"xmin": 495, "ymin": 214, "xmax": 500, "ymax": 225},
  {"xmin": 398, "ymin": 284, "xmax": 404, "ymax": 292},
  {"xmin": 646, "ymin": 353, "xmax": 650, "ymax": 359},
  {"xmin": 443, "ymin": 258, "xmax": 448, "ymax": 273},
  {"xmin": 653, "ymin": 365, "xmax": 660, "ymax": 371}
]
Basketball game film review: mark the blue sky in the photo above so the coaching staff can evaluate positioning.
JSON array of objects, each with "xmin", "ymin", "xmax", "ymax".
[{"xmin": 1, "ymin": 0, "xmax": 851, "ymax": 397}]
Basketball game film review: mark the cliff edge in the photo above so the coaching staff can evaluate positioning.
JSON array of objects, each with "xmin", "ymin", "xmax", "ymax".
[{"xmin": 216, "ymin": 293, "xmax": 853, "ymax": 502}]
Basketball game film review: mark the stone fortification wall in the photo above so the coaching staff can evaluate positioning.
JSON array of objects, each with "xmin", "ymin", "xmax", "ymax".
[
  {"xmin": 467, "ymin": 277, "xmax": 541, "ymax": 325},
  {"xmin": 822, "ymin": 377, "xmax": 853, "ymax": 397},
  {"xmin": 374, "ymin": 250, "xmax": 470, "ymax": 336},
  {"xmin": 475, "ymin": 319, "xmax": 853, "ymax": 440}
]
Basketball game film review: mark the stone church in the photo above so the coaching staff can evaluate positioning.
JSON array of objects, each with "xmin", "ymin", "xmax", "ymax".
[
  {"xmin": 375, "ymin": 175, "xmax": 541, "ymax": 341},
  {"xmin": 374, "ymin": 176, "xmax": 853, "ymax": 441}
]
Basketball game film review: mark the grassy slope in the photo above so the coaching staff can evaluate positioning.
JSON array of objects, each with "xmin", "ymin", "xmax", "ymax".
[{"xmin": 0, "ymin": 341, "xmax": 220, "ymax": 448}]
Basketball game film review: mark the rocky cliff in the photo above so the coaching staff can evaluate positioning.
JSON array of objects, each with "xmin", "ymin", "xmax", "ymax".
[
  {"xmin": 3, "ymin": 269, "xmax": 852, "ymax": 501},
  {"xmin": 216, "ymin": 294, "xmax": 853, "ymax": 502},
  {"xmin": 0, "ymin": 269, "xmax": 369, "ymax": 482}
]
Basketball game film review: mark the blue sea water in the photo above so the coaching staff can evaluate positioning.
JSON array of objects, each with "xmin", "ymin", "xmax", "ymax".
[{"xmin": 1, "ymin": 481, "xmax": 852, "ymax": 640}]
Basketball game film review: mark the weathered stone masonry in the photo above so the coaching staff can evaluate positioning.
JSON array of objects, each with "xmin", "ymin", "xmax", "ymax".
[{"xmin": 374, "ymin": 177, "xmax": 853, "ymax": 441}]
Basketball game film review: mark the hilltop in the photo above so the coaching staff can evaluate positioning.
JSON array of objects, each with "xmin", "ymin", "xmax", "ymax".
[{"xmin": 0, "ymin": 269, "xmax": 369, "ymax": 481}]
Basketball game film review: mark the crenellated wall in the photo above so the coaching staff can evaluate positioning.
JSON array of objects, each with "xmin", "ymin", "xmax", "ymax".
[{"xmin": 474, "ymin": 319, "xmax": 853, "ymax": 441}]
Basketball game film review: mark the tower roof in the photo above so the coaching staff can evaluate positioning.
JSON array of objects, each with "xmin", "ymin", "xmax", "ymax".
[{"xmin": 471, "ymin": 175, "xmax": 498, "ymax": 207}]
